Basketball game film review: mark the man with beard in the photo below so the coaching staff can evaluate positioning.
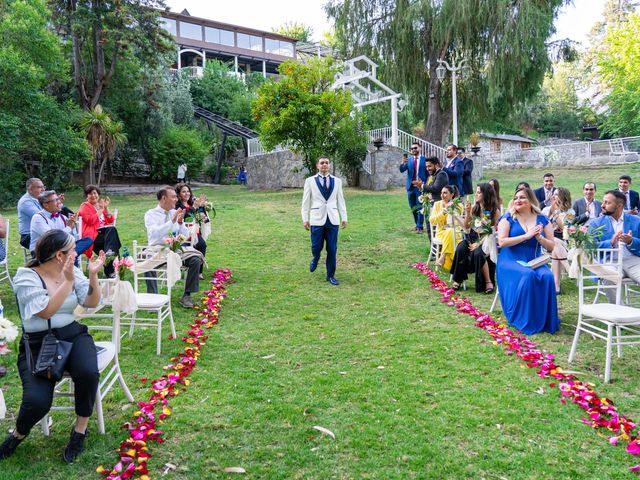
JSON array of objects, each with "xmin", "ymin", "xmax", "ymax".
[{"xmin": 588, "ymin": 190, "xmax": 640, "ymax": 297}]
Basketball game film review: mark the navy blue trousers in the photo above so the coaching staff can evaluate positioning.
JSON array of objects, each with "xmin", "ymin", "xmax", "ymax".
[
  {"xmin": 407, "ymin": 186, "xmax": 424, "ymax": 229},
  {"xmin": 310, "ymin": 219, "xmax": 339, "ymax": 279}
]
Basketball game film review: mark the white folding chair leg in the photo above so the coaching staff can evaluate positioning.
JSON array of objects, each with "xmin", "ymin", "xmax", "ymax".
[
  {"xmin": 95, "ymin": 390, "xmax": 105, "ymax": 435},
  {"xmin": 169, "ymin": 308, "xmax": 176, "ymax": 338},
  {"xmin": 617, "ymin": 326, "xmax": 623, "ymax": 358},
  {"xmin": 490, "ymin": 287, "xmax": 500, "ymax": 313},
  {"xmin": 156, "ymin": 318, "xmax": 163, "ymax": 356},
  {"xmin": 605, "ymin": 323, "xmax": 613, "ymax": 383},
  {"xmin": 40, "ymin": 415, "xmax": 51, "ymax": 436},
  {"xmin": 568, "ymin": 314, "xmax": 583, "ymax": 364}
]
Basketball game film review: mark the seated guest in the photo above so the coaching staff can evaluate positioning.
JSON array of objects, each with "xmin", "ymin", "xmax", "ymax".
[
  {"xmin": 1, "ymin": 230, "xmax": 104, "ymax": 462},
  {"xmin": 497, "ymin": 187, "xmax": 559, "ymax": 335},
  {"xmin": 78, "ymin": 185, "xmax": 122, "ymax": 277},
  {"xmin": 0, "ymin": 215, "xmax": 6, "ymax": 263},
  {"xmin": 572, "ymin": 182, "xmax": 601, "ymax": 225},
  {"xmin": 618, "ymin": 175, "xmax": 639, "ymax": 215},
  {"xmin": 17, "ymin": 178, "xmax": 45, "ymax": 250},
  {"xmin": 588, "ymin": 190, "xmax": 640, "ymax": 300},
  {"xmin": 428, "ymin": 185, "xmax": 464, "ymax": 270},
  {"xmin": 29, "ymin": 190, "xmax": 93, "ymax": 257},
  {"xmin": 533, "ymin": 173, "xmax": 557, "ymax": 210},
  {"xmin": 144, "ymin": 186, "xmax": 204, "ymax": 308},
  {"xmin": 488, "ymin": 178, "xmax": 503, "ymax": 212},
  {"xmin": 541, "ymin": 187, "xmax": 575, "ymax": 294},
  {"xmin": 450, "ymin": 183, "xmax": 501, "ymax": 293},
  {"xmin": 175, "ymin": 183, "xmax": 208, "ymax": 279}
]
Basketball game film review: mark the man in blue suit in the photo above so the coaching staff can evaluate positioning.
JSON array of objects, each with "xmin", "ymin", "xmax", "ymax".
[
  {"xmin": 534, "ymin": 173, "xmax": 557, "ymax": 209},
  {"xmin": 399, "ymin": 142, "xmax": 427, "ymax": 233},
  {"xmin": 589, "ymin": 190, "xmax": 640, "ymax": 295},
  {"xmin": 618, "ymin": 175, "xmax": 639, "ymax": 215},
  {"xmin": 301, "ymin": 157, "xmax": 348, "ymax": 286},
  {"xmin": 442, "ymin": 144, "xmax": 464, "ymax": 196}
]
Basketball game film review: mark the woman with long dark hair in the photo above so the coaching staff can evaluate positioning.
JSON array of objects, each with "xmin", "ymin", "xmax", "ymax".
[
  {"xmin": 175, "ymin": 183, "xmax": 209, "ymax": 278},
  {"xmin": 450, "ymin": 183, "xmax": 501, "ymax": 293},
  {"xmin": 1, "ymin": 231, "xmax": 105, "ymax": 462}
]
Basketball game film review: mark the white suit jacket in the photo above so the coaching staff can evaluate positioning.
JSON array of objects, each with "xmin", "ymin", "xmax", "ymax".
[{"xmin": 301, "ymin": 175, "xmax": 348, "ymax": 226}]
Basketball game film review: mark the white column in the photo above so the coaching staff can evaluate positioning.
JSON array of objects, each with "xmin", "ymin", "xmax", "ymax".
[
  {"xmin": 177, "ymin": 49, "xmax": 181, "ymax": 69},
  {"xmin": 201, "ymin": 51, "xmax": 206, "ymax": 69},
  {"xmin": 234, "ymin": 56, "xmax": 239, "ymax": 76},
  {"xmin": 452, "ymin": 70, "xmax": 458, "ymax": 146},
  {"xmin": 262, "ymin": 60, "xmax": 266, "ymax": 78},
  {"xmin": 391, "ymin": 97, "xmax": 398, "ymax": 147}
]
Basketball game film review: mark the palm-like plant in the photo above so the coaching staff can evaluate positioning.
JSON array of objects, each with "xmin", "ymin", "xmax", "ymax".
[{"xmin": 79, "ymin": 105, "xmax": 127, "ymax": 186}]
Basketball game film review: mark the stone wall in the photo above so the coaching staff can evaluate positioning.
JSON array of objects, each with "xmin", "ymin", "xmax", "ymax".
[
  {"xmin": 246, "ymin": 150, "xmax": 307, "ymax": 190},
  {"xmin": 359, "ymin": 145, "xmax": 406, "ymax": 191}
]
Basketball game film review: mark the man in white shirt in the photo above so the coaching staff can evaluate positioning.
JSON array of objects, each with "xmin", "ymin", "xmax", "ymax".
[
  {"xmin": 589, "ymin": 190, "xmax": 640, "ymax": 301},
  {"xmin": 177, "ymin": 163, "xmax": 187, "ymax": 184},
  {"xmin": 17, "ymin": 178, "xmax": 45, "ymax": 249},
  {"xmin": 144, "ymin": 186, "xmax": 203, "ymax": 307},
  {"xmin": 572, "ymin": 182, "xmax": 601, "ymax": 225},
  {"xmin": 301, "ymin": 157, "xmax": 348, "ymax": 286},
  {"xmin": 29, "ymin": 190, "xmax": 92, "ymax": 256}
]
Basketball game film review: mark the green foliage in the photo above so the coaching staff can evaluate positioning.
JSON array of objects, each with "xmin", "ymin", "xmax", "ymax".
[
  {"xmin": 0, "ymin": 0, "xmax": 90, "ymax": 206},
  {"xmin": 190, "ymin": 60, "xmax": 255, "ymax": 127},
  {"xmin": 272, "ymin": 21, "xmax": 313, "ymax": 42},
  {"xmin": 327, "ymin": 0, "xmax": 568, "ymax": 145},
  {"xmin": 252, "ymin": 57, "xmax": 353, "ymax": 173},
  {"xmin": 147, "ymin": 125, "xmax": 209, "ymax": 181},
  {"xmin": 333, "ymin": 113, "xmax": 368, "ymax": 186},
  {"xmin": 598, "ymin": 13, "xmax": 640, "ymax": 137}
]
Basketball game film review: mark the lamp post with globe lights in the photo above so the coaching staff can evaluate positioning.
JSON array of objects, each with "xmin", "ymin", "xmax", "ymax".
[{"xmin": 435, "ymin": 58, "xmax": 467, "ymax": 146}]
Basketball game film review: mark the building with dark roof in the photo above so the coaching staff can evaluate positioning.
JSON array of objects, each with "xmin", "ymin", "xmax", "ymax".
[{"xmin": 160, "ymin": 9, "xmax": 298, "ymax": 79}]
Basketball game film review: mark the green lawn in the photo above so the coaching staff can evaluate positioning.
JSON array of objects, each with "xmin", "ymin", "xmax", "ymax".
[{"xmin": 1, "ymin": 165, "xmax": 640, "ymax": 479}]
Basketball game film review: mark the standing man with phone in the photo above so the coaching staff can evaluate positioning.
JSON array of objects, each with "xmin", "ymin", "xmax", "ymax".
[{"xmin": 400, "ymin": 142, "xmax": 427, "ymax": 233}]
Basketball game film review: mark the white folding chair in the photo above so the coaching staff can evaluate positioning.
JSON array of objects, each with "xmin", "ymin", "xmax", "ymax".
[
  {"xmin": 591, "ymin": 244, "xmax": 640, "ymax": 306},
  {"xmin": 40, "ymin": 279, "xmax": 134, "ymax": 435},
  {"xmin": 426, "ymin": 222, "xmax": 443, "ymax": 265},
  {"xmin": 123, "ymin": 240, "xmax": 176, "ymax": 355},
  {"xmin": 0, "ymin": 219, "xmax": 13, "ymax": 286},
  {"xmin": 111, "ymin": 208, "xmax": 118, "ymax": 227},
  {"xmin": 568, "ymin": 244, "xmax": 640, "ymax": 383}
]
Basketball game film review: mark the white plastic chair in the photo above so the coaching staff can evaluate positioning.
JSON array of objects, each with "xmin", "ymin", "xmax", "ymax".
[
  {"xmin": 123, "ymin": 240, "xmax": 176, "ymax": 355},
  {"xmin": 40, "ymin": 279, "xmax": 134, "ymax": 435},
  {"xmin": 426, "ymin": 222, "xmax": 443, "ymax": 265},
  {"xmin": 568, "ymin": 244, "xmax": 640, "ymax": 383},
  {"xmin": 590, "ymin": 244, "xmax": 640, "ymax": 305},
  {"xmin": 0, "ymin": 219, "xmax": 13, "ymax": 286}
]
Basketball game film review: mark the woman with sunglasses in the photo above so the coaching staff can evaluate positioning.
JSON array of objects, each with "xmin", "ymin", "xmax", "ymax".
[{"xmin": 1, "ymin": 231, "xmax": 105, "ymax": 462}]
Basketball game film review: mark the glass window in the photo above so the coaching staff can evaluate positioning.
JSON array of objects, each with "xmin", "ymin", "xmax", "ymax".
[
  {"xmin": 237, "ymin": 32, "xmax": 251, "ymax": 50},
  {"xmin": 250, "ymin": 35, "xmax": 263, "ymax": 51},
  {"xmin": 179, "ymin": 21, "xmax": 202, "ymax": 41},
  {"xmin": 160, "ymin": 18, "xmax": 176, "ymax": 37},
  {"xmin": 205, "ymin": 26, "xmax": 220, "ymax": 44},
  {"xmin": 265, "ymin": 38, "xmax": 280, "ymax": 54},
  {"xmin": 219, "ymin": 29, "xmax": 234, "ymax": 46},
  {"xmin": 279, "ymin": 41, "xmax": 294, "ymax": 57}
]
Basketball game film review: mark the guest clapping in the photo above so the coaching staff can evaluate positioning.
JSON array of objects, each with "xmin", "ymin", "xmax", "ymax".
[
  {"xmin": 541, "ymin": 187, "xmax": 575, "ymax": 293},
  {"xmin": 429, "ymin": 185, "xmax": 464, "ymax": 270},
  {"xmin": 2, "ymin": 231, "xmax": 105, "ymax": 462},
  {"xmin": 450, "ymin": 183, "xmax": 501, "ymax": 293},
  {"xmin": 175, "ymin": 183, "xmax": 208, "ymax": 278},
  {"xmin": 78, "ymin": 185, "xmax": 122, "ymax": 277},
  {"xmin": 496, "ymin": 187, "xmax": 559, "ymax": 335}
]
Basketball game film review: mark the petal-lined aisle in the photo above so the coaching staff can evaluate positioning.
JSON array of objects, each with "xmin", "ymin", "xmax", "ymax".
[
  {"xmin": 97, "ymin": 269, "xmax": 233, "ymax": 480},
  {"xmin": 414, "ymin": 263, "xmax": 640, "ymax": 472}
]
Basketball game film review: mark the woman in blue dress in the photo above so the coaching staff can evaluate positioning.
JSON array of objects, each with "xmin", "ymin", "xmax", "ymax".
[{"xmin": 497, "ymin": 186, "xmax": 560, "ymax": 335}]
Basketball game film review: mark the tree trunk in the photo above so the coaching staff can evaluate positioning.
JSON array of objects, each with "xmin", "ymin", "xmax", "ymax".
[
  {"xmin": 425, "ymin": 51, "xmax": 454, "ymax": 147},
  {"xmin": 96, "ymin": 157, "xmax": 108, "ymax": 188}
]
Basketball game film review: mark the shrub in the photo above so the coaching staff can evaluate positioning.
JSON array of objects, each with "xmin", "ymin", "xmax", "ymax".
[{"xmin": 147, "ymin": 126, "xmax": 209, "ymax": 181}]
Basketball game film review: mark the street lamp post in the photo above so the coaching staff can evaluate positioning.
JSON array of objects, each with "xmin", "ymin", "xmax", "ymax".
[{"xmin": 435, "ymin": 58, "xmax": 467, "ymax": 146}]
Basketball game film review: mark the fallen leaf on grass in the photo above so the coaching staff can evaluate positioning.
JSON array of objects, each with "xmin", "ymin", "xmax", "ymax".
[
  {"xmin": 162, "ymin": 463, "xmax": 176, "ymax": 475},
  {"xmin": 224, "ymin": 467, "xmax": 246, "ymax": 473},
  {"xmin": 377, "ymin": 366, "xmax": 385, "ymax": 370},
  {"xmin": 535, "ymin": 387, "xmax": 545, "ymax": 395},
  {"xmin": 260, "ymin": 354, "xmax": 275, "ymax": 359},
  {"xmin": 313, "ymin": 426, "xmax": 336, "ymax": 439},
  {"xmin": 339, "ymin": 371, "xmax": 347, "ymax": 375}
]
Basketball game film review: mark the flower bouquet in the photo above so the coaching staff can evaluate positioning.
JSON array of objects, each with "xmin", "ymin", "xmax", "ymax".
[
  {"xmin": 164, "ymin": 232, "xmax": 188, "ymax": 253},
  {"xmin": 0, "ymin": 317, "xmax": 18, "ymax": 358},
  {"xmin": 565, "ymin": 224, "xmax": 605, "ymax": 277},
  {"xmin": 472, "ymin": 213, "xmax": 494, "ymax": 240},
  {"xmin": 112, "ymin": 248, "xmax": 135, "ymax": 282},
  {"xmin": 110, "ymin": 248, "xmax": 138, "ymax": 314}
]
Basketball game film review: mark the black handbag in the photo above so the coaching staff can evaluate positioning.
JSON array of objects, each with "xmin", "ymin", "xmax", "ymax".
[
  {"xmin": 17, "ymin": 270, "xmax": 74, "ymax": 382},
  {"xmin": 23, "ymin": 321, "xmax": 73, "ymax": 382}
]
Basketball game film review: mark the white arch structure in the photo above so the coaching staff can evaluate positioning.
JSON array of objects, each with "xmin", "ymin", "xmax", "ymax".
[{"xmin": 331, "ymin": 55, "xmax": 406, "ymax": 147}]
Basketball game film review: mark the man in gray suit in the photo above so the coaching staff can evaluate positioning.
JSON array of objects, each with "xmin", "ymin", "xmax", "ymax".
[{"xmin": 572, "ymin": 182, "xmax": 601, "ymax": 225}]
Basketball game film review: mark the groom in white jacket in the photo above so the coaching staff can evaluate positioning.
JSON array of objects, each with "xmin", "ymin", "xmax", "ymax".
[{"xmin": 301, "ymin": 157, "xmax": 348, "ymax": 285}]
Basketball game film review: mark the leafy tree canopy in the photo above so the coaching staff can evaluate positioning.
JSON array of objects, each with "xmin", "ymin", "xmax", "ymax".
[
  {"xmin": 273, "ymin": 21, "xmax": 313, "ymax": 42},
  {"xmin": 252, "ymin": 57, "xmax": 363, "ymax": 175}
]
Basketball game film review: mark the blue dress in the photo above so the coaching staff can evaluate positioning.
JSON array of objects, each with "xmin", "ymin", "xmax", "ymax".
[{"xmin": 496, "ymin": 213, "xmax": 559, "ymax": 335}]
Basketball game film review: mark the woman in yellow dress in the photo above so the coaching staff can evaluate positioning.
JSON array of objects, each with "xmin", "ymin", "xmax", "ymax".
[{"xmin": 429, "ymin": 185, "xmax": 464, "ymax": 270}]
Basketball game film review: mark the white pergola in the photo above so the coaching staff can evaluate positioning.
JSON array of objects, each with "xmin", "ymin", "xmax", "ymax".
[{"xmin": 331, "ymin": 55, "xmax": 406, "ymax": 147}]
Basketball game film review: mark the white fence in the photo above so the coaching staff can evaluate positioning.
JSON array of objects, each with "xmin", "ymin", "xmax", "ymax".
[
  {"xmin": 247, "ymin": 127, "xmax": 446, "ymax": 160},
  {"xmin": 482, "ymin": 136, "xmax": 640, "ymax": 170}
]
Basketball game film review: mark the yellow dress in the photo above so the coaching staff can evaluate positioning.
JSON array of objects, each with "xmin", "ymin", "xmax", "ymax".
[{"xmin": 429, "ymin": 201, "xmax": 464, "ymax": 270}]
